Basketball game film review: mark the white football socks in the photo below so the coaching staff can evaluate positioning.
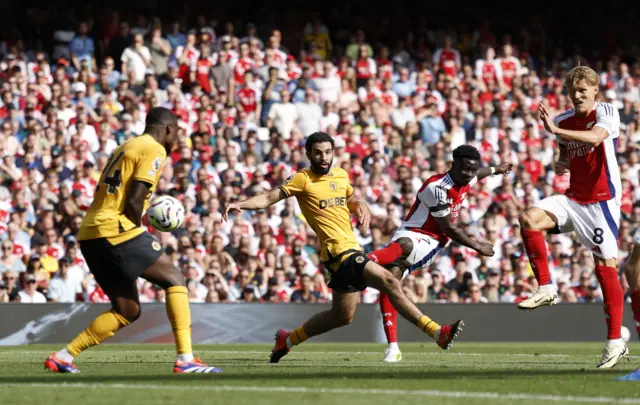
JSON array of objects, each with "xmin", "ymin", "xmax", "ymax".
[
  {"xmin": 56, "ymin": 348, "xmax": 74, "ymax": 363},
  {"xmin": 177, "ymin": 353, "xmax": 194, "ymax": 362}
]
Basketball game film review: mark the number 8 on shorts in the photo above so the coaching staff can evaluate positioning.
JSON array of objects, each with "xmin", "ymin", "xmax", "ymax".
[{"xmin": 534, "ymin": 195, "xmax": 620, "ymax": 259}]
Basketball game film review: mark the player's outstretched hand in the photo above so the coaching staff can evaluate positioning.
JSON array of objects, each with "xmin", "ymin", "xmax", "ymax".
[
  {"xmin": 356, "ymin": 203, "xmax": 371, "ymax": 229},
  {"xmin": 539, "ymin": 103, "xmax": 557, "ymax": 135},
  {"xmin": 476, "ymin": 241, "xmax": 495, "ymax": 257},
  {"xmin": 222, "ymin": 203, "xmax": 242, "ymax": 222},
  {"xmin": 495, "ymin": 162, "xmax": 513, "ymax": 176}
]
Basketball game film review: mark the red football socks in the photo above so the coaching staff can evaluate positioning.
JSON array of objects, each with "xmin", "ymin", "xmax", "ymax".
[
  {"xmin": 595, "ymin": 265, "xmax": 623, "ymax": 340},
  {"xmin": 631, "ymin": 290, "xmax": 640, "ymax": 339},
  {"xmin": 369, "ymin": 243, "xmax": 402, "ymax": 344},
  {"xmin": 368, "ymin": 242, "xmax": 402, "ymax": 266},
  {"xmin": 521, "ymin": 229, "xmax": 551, "ymax": 286},
  {"xmin": 379, "ymin": 292, "xmax": 398, "ymax": 343}
]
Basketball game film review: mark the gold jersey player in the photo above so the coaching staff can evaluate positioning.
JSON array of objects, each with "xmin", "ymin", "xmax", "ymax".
[
  {"xmin": 44, "ymin": 107, "xmax": 222, "ymax": 374},
  {"xmin": 223, "ymin": 132, "xmax": 464, "ymax": 362}
]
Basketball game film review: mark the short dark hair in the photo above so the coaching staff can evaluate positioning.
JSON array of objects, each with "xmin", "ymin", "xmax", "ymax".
[
  {"xmin": 305, "ymin": 132, "xmax": 334, "ymax": 154},
  {"xmin": 146, "ymin": 107, "xmax": 177, "ymax": 126},
  {"xmin": 452, "ymin": 145, "xmax": 480, "ymax": 162}
]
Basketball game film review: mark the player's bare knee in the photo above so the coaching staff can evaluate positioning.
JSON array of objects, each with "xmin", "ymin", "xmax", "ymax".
[
  {"xmin": 396, "ymin": 237, "xmax": 414, "ymax": 259},
  {"xmin": 167, "ymin": 271, "xmax": 186, "ymax": 288},
  {"xmin": 116, "ymin": 304, "xmax": 141, "ymax": 323},
  {"xmin": 519, "ymin": 210, "xmax": 544, "ymax": 231},
  {"xmin": 155, "ymin": 269, "xmax": 185, "ymax": 290},
  {"xmin": 334, "ymin": 310, "xmax": 354, "ymax": 327},
  {"xmin": 518, "ymin": 212, "xmax": 533, "ymax": 230},
  {"xmin": 389, "ymin": 266, "xmax": 404, "ymax": 280},
  {"xmin": 381, "ymin": 272, "xmax": 401, "ymax": 293}
]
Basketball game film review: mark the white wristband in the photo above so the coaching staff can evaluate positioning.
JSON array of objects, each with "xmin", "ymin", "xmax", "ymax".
[{"xmin": 490, "ymin": 167, "xmax": 496, "ymax": 175}]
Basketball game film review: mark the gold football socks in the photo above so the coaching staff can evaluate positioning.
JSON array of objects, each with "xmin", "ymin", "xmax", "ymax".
[
  {"xmin": 417, "ymin": 315, "xmax": 441, "ymax": 339},
  {"xmin": 65, "ymin": 309, "xmax": 131, "ymax": 357},
  {"xmin": 166, "ymin": 286, "xmax": 194, "ymax": 361}
]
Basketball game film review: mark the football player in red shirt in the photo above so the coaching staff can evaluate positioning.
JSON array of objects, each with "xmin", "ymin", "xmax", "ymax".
[{"xmin": 521, "ymin": 66, "xmax": 627, "ymax": 368}]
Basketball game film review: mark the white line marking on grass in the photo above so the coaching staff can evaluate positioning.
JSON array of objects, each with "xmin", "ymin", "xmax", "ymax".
[
  {"xmin": 2, "ymin": 383, "xmax": 639, "ymax": 404},
  {"xmin": 0, "ymin": 350, "xmax": 574, "ymax": 357}
]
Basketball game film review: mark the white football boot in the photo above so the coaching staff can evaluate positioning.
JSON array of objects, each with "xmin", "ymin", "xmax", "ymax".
[
  {"xmin": 597, "ymin": 341, "xmax": 630, "ymax": 369},
  {"xmin": 382, "ymin": 343, "xmax": 402, "ymax": 363},
  {"xmin": 517, "ymin": 285, "xmax": 559, "ymax": 310}
]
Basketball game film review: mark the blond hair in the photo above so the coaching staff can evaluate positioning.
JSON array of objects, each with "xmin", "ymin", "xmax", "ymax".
[{"xmin": 564, "ymin": 66, "xmax": 599, "ymax": 89}]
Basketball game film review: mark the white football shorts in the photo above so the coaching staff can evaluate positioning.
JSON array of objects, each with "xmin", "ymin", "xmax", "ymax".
[
  {"xmin": 389, "ymin": 229, "xmax": 442, "ymax": 278},
  {"xmin": 535, "ymin": 194, "xmax": 620, "ymax": 259}
]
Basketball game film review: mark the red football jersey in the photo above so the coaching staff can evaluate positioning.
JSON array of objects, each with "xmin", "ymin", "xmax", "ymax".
[
  {"xmin": 402, "ymin": 173, "xmax": 475, "ymax": 246},
  {"xmin": 554, "ymin": 102, "xmax": 621, "ymax": 204}
]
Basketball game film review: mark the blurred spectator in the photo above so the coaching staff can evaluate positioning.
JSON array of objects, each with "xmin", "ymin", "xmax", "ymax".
[
  {"xmin": 148, "ymin": 26, "xmax": 172, "ymax": 76},
  {"xmin": 0, "ymin": 279, "xmax": 8, "ymax": 303},
  {"xmin": 70, "ymin": 22, "xmax": 96, "ymax": 72},
  {"xmin": 0, "ymin": 240, "xmax": 26, "ymax": 273},
  {"xmin": 48, "ymin": 257, "xmax": 79, "ymax": 303},
  {"xmin": 17, "ymin": 274, "xmax": 47, "ymax": 303},
  {"xmin": 290, "ymin": 274, "xmax": 321, "ymax": 303},
  {"xmin": 121, "ymin": 33, "xmax": 151, "ymax": 85}
]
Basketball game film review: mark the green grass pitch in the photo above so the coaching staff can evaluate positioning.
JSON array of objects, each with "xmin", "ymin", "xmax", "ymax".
[{"xmin": 1, "ymin": 343, "xmax": 639, "ymax": 405}]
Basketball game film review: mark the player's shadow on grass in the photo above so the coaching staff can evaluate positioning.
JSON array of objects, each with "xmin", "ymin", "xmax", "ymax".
[{"xmin": 0, "ymin": 369, "xmax": 621, "ymax": 383}]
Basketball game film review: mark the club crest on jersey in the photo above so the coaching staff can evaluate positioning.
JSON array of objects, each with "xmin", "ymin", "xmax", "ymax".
[
  {"xmin": 152, "ymin": 241, "xmax": 161, "ymax": 251},
  {"xmin": 355, "ymin": 256, "xmax": 365, "ymax": 264},
  {"xmin": 329, "ymin": 181, "xmax": 337, "ymax": 191}
]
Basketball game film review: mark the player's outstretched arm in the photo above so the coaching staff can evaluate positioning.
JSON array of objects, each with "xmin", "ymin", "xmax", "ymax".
[
  {"xmin": 124, "ymin": 180, "xmax": 152, "ymax": 227},
  {"xmin": 539, "ymin": 104, "xmax": 609, "ymax": 147},
  {"xmin": 433, "ymin": 214, "xmax": 494, "ymax": 257},
  {"xmin": 222, "ymin": 188, "xmax": 287, "ymax": 222},
  {"xmin": 476, "ymin": 163, "xmax": 513, "ymax": 181}
]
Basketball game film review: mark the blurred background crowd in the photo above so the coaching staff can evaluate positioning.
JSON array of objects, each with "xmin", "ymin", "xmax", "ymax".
[{"xmin": 1, "ymin": 0, "xmax": 639, "ymax": 305}]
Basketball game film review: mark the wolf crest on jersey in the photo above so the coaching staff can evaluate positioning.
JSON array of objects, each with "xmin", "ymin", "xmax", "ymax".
[
  {"xmin": 401, "ymin": 173, "xmax": 476, "ymax": 247},
  {"xmin": 554, "ymin": 102, "xmax": 621, "ymax": 205}
]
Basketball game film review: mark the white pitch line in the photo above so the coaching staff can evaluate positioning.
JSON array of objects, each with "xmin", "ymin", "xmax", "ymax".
[
  {"xmin": 0, "ymin": 350, "xmax": 576, "ymax": 357},
  {"xmin": 1, "ymin": 382, "xmax": 639, "ymax": 404}
]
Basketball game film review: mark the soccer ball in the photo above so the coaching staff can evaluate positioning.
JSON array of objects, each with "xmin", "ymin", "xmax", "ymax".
[
  {"xmin": 147, "ymin": 196, "xmax": 185, "ymax": 232},
  {"xmin": 621, "ymin": 326, "xmax": 631, "ymax": 343}
]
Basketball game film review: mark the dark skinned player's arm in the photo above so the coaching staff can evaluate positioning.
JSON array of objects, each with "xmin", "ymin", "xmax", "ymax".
[
  {"xmin": 124, "ymin": 180, "xmax": 152, "ymax": 227},
  {"xmin": 475, "ymin": 168, "xmax": 493, "ymax": 181},
  {"xmin": 433, "ymin": 214, "xmax": 481, "ymax": 251}
]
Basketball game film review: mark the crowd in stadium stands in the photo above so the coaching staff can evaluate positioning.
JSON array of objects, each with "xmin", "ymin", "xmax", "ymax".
[{"xmin": 0, "ymin": 9, "xmax": 639, "ymax": 306}]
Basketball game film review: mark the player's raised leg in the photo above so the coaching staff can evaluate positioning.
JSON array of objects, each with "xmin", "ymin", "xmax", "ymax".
[
  {"xmin": 45, "ymin": 280, "xmax": 139, "ymax": 374},
  {"xmin": 624, "ymin": 234, "xmax": 640, "ymax": 340},
  {"xmin": 517, "ymin": 205, "xmax": 560, "ymax": 309},
  {"xmin": 362, "ymin": 260, "xmax": 463, "ymax": 350},
  {"xmin": 271, "ymin": 290, "xmax": 359, "ymax": 363},
  {"xmin": 143, "ymin": 255, "xmax": 223, "ymax": 373}
]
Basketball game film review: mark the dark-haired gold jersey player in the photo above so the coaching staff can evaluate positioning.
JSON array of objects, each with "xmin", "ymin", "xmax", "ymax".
[
  {"xmin": 223, "ymin": 132, "xmax": 464, "ymax": 362},
  {"xmin": 45, "ymin": 107, "xmax": 222, "ymax": 374}
]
